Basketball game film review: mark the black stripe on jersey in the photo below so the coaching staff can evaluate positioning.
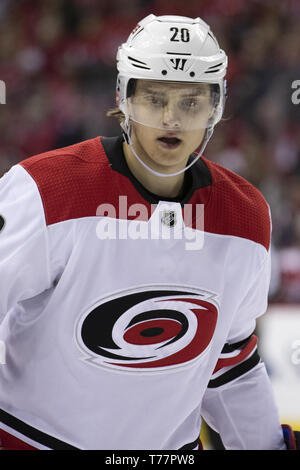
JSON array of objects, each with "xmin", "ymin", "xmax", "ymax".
[
  {"xmin": 179, "ymin": 437, "xmax": 200, "ymax": 450},
  {"xmin": 0, "ymin": 409, "xmax": 79, "ymax": 450},
  {"xmin": 207, "ymin": 350, "xmax": 261, "ymax": 388},
  {"xmin": 221, "ymin": 333, "xmax": 253, "ymax": 353},
  {"xmin": 0, "ymin": 408, "xmax": 200, "ymax": 450},
  {"xmin": 0, "ymin": 214, "xmax": 5, "ymax": 232},
  {"xmin": 100, "ymin": 135, "xmax": 212, "ymax": 206}
]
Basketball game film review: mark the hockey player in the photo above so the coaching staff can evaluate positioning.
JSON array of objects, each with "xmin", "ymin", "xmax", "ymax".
[{"xmin": 0, "ymin": 14, "xmax": 299, "ymax": 450}]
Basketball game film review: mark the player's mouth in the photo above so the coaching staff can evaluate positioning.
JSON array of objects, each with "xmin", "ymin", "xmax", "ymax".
[{"xmin": 157, "ymin": 135, "xmax": 182, "ymax": 150}]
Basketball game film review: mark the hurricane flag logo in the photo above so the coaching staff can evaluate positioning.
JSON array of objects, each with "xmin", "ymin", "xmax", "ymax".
[{"xmin": 75, "ymin": 287, "xmax": 219, "ymax": 372}]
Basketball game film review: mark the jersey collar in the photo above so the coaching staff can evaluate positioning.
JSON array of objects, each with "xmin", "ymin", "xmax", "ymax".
[{"xmin": 100, "ymin": 135, "xmax": 212, "ymax": 206}]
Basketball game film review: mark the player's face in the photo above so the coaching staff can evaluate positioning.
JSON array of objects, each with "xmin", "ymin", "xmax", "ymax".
[{"xmin": 128, "ymin": 80, "xmax": 212, "ymax": 172}]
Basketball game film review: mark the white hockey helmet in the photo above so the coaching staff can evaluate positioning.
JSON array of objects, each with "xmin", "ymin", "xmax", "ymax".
[{"xmin": 116, "ymin": 14, "xmax": 228, "ymax": 131}]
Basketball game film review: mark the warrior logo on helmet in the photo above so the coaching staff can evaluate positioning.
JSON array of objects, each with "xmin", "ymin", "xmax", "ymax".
[{"xmin": 169, "ymin": 58, "xmax": 188, "ymax": 71}]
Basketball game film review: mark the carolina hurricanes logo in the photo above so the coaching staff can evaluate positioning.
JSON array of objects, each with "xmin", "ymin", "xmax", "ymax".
[{"xmin": 75, "ymin": 286, "xmax": 219, "ymax": 373}]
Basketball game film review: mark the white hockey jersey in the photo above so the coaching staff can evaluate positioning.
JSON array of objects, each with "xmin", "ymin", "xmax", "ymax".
[{"xmin": 0, "ymin": 136, "xmax": 285, "ymax": 450}]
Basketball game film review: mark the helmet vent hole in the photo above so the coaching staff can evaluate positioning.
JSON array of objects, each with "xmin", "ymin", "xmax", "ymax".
[
  {"xmin": 189, "ymin": 71, "xmax": 195, "ymax": 77},
  {"xmin": 161, "ymin": 70, "xmax": 167, "ymax": 75}
]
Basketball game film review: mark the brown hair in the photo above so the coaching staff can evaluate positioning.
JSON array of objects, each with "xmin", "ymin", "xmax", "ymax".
[
  {"xmin": 106, "ymin": 107, "xmax": 125, "ymax": 123},
  {"xmin": 106, "ymin": 78, "xmax": 137, "ymax": 123}
]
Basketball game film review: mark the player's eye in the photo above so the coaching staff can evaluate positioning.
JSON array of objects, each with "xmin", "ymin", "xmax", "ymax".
[
  {"xmin": 179, "ymin": 98, "xmax": 202, "ymax": 111},
  {"xmin": 145, "ymin": 94, "xmax": 166, "ymax": 107}
]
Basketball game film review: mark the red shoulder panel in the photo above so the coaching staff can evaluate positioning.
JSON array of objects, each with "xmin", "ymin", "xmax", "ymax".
[
  {"xmin": 189, "ymin": 157, "xmax": 271, "ymax": 251},
  {"xmin": 20, "ymin": 137, "xmax": 151, "ymax": 226}
]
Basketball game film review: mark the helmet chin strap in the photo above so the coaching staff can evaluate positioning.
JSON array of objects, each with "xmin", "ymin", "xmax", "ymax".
[{"xmin": 123, "ymin": 117, "xmax": 214, "ymax": 178}]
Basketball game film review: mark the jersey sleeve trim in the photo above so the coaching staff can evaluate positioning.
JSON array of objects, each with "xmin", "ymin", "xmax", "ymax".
[{"xmin": 208, "ymin": 334, "xmax": 261, "ymax": 388}]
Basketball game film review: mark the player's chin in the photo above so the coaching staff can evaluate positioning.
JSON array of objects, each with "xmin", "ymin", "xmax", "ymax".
[{"xmin": 151, "ymin": 149, "xmax": 188, "ymax": 171}]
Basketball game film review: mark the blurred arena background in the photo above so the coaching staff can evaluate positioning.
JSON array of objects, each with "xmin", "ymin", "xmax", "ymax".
[{"xmin": 0, "ymin": 0, "xmax": 299, "ymax": 448}]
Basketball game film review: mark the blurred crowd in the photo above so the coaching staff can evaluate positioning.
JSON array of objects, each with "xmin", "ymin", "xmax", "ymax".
[{"xmin": 0, "ymin": 0, "xmax": 299, "ymax": 302}]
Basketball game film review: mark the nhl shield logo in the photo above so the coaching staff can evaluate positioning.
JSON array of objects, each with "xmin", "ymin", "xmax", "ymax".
[{"xmin": 161, "ymin": 210, "xmax": 177, "ymax": 227}]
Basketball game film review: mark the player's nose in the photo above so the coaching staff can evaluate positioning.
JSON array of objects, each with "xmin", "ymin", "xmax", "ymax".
[{"xmin": 162, "ymin": 102, "xmax": 181, "ymax": 129}]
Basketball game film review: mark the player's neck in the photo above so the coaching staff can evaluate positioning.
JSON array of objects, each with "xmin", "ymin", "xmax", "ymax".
[{"xmin": 122, "ymin": 142, "xmax": 185, "ymax": 199}]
